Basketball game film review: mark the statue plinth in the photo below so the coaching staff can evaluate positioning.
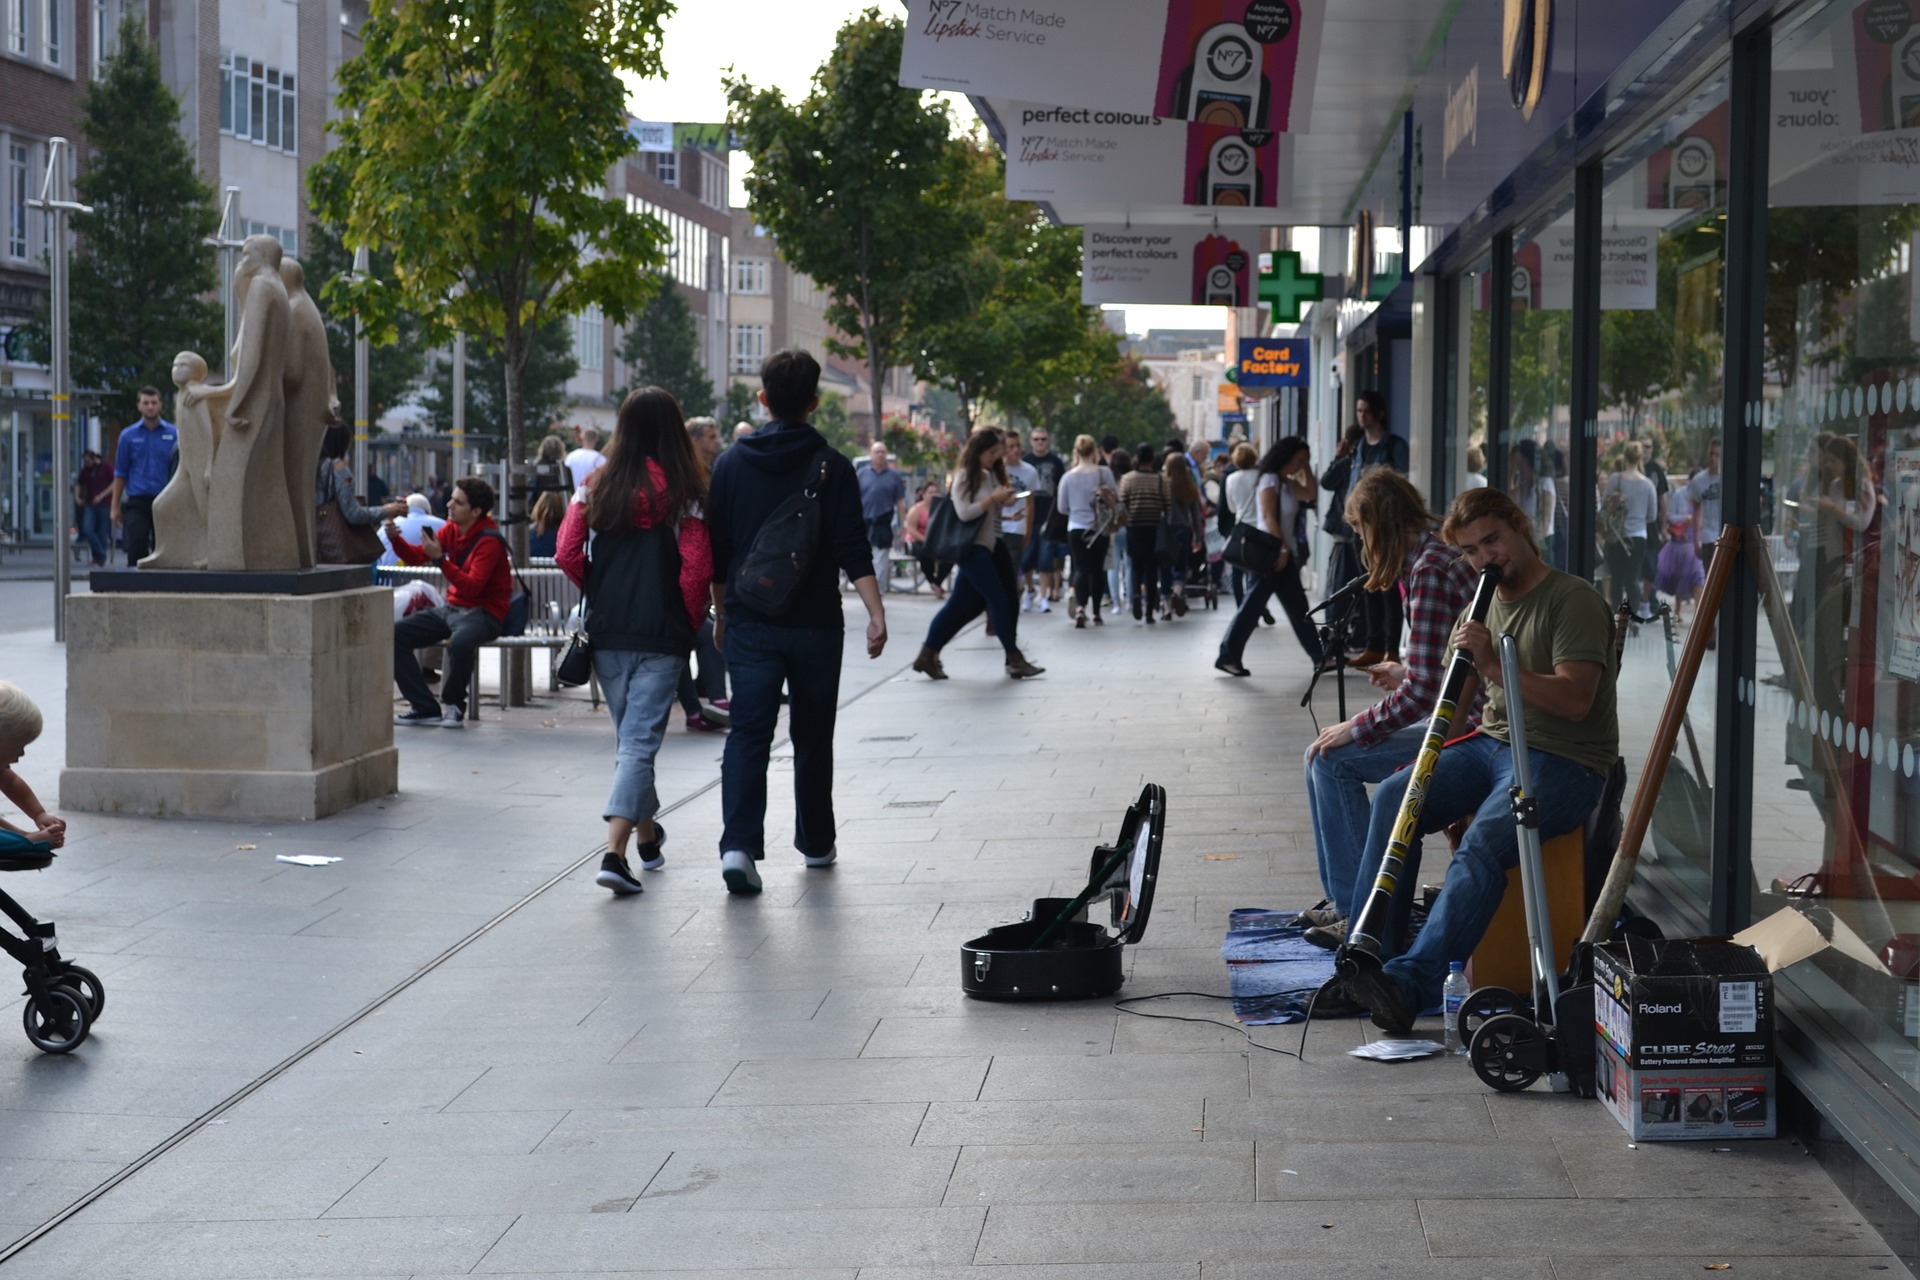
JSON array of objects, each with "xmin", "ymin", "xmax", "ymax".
[{"xmin": 60, "ymin": 586, "xmax": 399, "ymax": 822}]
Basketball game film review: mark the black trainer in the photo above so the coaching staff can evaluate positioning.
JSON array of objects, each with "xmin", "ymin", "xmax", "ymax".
[
  {"xmin": 595, "ymin": 850, "xmax": 644, "ymax": 896},
  {"xmin": 1307, "ymin": 976, "xmax": 1364, "ymax": 1019},
  {"xmin": 1342, "ymin": 964, "xmax": 1415, "ymax": 1037}
]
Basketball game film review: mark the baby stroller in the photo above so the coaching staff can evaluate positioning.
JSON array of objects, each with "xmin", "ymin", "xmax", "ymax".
[{"xmin": 1, "ymin": 836, "xmax": 103, "ymax": 1053}]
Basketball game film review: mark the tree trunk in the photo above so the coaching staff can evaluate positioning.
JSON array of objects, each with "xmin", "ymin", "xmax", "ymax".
[{"xmin": 499, "ymin": 316, "xmax": 531, "ymax": 707}]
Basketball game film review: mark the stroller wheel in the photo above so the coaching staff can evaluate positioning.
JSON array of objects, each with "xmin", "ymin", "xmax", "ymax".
[
  {"xmin": 1468, "ymin": 1013, "xmax": 1545, "ymax": 1092},
  {"xmin": 23, "ymin": 987, "xmax": 90, "ymax": 1054},
  {"xmin": 56, "ymin": 964, "xmax": 105, "ymax": 1020},
  {"xmin": 1461, "ymin": 985, "xmax": 1525, "ymax": 1039}
]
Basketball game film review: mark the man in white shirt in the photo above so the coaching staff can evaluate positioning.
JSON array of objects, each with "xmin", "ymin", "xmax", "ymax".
[
  {"xmin": 1000, "ymin": 431, "xmax": 1042, "ymax": 611},
  {"xmin": 378, "ymin": 493, "xmax": 448, "ymax": 567},
  {"xmin": 565, "ymin": 426, "xmax": 607, "ymax": 491}
]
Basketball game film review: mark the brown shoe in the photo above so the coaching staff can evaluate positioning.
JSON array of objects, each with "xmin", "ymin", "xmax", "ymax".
[
  {"xmin": 1347, "ymin": 649, "xmax": 1386, "ymax": 668},
  {"xmin": 912, "ymin": 645, "xmax": 948, "ymax": 680},
  {"xmin": 1005, "ymin": 648, "xmax": 1045, "ymax": 679},
  {"xmin": 1170, "ymin": 594, "xmax": 1188, "ymax": 617}
]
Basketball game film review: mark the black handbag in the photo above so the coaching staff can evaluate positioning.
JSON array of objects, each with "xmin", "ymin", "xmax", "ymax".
[
  {"xmin": 924, "ymin": 492, "xmax": 983, "ymax": 563},
  {"xmin": 1222, "ymin": 521, "xmax": 1287, "ymax": 574},
  {"xmin": 1155, "ymin": 510, "xmax": 1191, "ymax": 558},
  {"xmin": 555, "ymin": 533, "xmax": 592, "ymax": 687}
]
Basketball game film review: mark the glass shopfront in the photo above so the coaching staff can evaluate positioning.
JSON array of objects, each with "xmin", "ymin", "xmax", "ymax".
[{"xmin": 1506, "ymin": 197, "xmax": 1576, "ymax": 574}]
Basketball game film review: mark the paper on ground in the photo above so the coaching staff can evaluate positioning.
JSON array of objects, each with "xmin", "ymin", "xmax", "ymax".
[
  {"xmin": 275, "ymin": 854, "xmax": 342, "ymax": 867},
  {"xmin": 1348, "ymin": 1038, "xmax": 1445, "ymax": 1062}
]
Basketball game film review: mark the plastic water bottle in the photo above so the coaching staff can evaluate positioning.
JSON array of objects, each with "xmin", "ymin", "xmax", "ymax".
[{"xmin": 1443, "ymin": 962, "xmax": 1470, "ymax": 1055}]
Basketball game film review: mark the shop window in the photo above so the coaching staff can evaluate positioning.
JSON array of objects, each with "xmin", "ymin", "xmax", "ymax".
[
  {"xmin": 1595, "ymin": 69, "xmax": 1732, "ymax": 922},
  {"xmin": 1505, "ymin": 195, "xmax": 1575, "ymax": 574},
  {"xmin": 1751, "ymin": 0, "xmax": 1920, "ymax": 1097},
  {"xmin": 1448, "ymin": 252, "xmax": 1492, "ymax": 506}
]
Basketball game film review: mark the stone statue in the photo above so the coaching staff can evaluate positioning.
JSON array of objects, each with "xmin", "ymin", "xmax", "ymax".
[
  {"xmin": 204, "ymin": 234, "xmax": 299, "ymax": 571},
  {"xmin": 279, "ymin": 257, "xmax": 339, "ymax": 570},
  {"xmin": 139, "ymin": 351, "xmax": 228, "ymax": 570}
]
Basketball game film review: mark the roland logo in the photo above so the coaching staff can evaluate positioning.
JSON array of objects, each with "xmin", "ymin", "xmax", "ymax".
[{"xmin": 1639, "ymin": 1001, "xmax": 1684, "ymax": 1014}]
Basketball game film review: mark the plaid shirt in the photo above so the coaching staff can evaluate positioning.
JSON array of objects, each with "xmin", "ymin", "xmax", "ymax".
[{"xmin": 1350, "ymin": 530, "xmax": 1484, "ymax": 748}]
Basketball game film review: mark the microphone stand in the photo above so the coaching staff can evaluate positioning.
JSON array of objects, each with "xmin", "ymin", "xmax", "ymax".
[{"xmin": 1300, "ymin": 575, "xmax": 1367, "ymax": 721}]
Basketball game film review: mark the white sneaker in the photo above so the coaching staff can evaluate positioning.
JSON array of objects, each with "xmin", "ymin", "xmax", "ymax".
[
  {"xmin": 1037, "ymin": 596, "xmax": 1052, "ymax": 613},
  {"xmin": 1021, "ymin": 591, "xmax": 1035, "ymax": 612},
  {"xmin": 721, "ymin": 849, "xmax": 762, "ymax": 895},
  {"xmin": 440, "ymin": 704, "xmax": 465, "ymax": 729},
  {"xmin": 803, "ymin": 848, "xmax": 837, "ymax": 868}
]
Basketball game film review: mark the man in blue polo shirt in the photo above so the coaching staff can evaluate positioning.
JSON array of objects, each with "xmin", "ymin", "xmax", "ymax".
[{"xmin": 111, "ymin": 385, "xmax": 177, "ymax": 566}]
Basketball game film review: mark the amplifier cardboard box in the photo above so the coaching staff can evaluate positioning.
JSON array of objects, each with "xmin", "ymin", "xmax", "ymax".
[
  {"xmin": 1594, "ymin": 938, "xmax": 1773, "ymax": 1069},
  {"xmin": 1595, "ymin": 1038, "xmax": 1776, "ymax": 1140}
]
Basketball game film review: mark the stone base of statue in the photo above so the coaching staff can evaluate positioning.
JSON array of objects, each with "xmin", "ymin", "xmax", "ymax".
[{"xmin": 60, "ymin": 585, "xmax": 398, "ymax": 822}]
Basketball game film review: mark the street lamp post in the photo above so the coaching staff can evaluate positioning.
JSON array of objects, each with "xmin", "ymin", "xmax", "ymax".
[
  {"xmin": 451, "ymin": 329, "xmax": 466, "ymax": 478},
  {"xmin": 205, "ymin": 187, "xmax": 244, "ymax": 377},
  {"xmin": 352, "ymin": 245, "xmax": 370, "ymax": 496},
  {"xmin": 30, "ymin": 138, "xmax": 93, "ymax": 642}
]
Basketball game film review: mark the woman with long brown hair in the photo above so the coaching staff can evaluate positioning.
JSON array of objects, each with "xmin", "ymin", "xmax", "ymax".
[
  {"xmin": 1160, "ymin": 451, "xmax": 1205, "ymax": 617},
  {"xmin": 913, "ymin": 428, "xmax": 1044, "ymax": 679},
  {"xmin": 557, "ymin": 387, "xmax": 712, "ymax": 896},
  {"xmin": 1213, "ymin": 437, "xmax": 1320, "ymax": 675},
  {"xmin": 1294, "ymin": 468, "xmax": 1482, "ymax": 947}
]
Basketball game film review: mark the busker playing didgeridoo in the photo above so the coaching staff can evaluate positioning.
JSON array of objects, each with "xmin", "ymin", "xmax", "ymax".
[{"xmin": 1327, "ymin": 486, "xmax": 1620, "ymax": 1035}]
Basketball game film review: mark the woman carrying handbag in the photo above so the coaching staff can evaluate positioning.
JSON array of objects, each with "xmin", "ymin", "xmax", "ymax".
[
  {"xmin": 1214, "ymin": 437, "xmax": 1322, "ymax": 677},
  {"xmin": 912, "ymin": 428, "xmax": 1043, "ymax": 680},
  {"xmin": 556, "ymin": 387, "xmax": 712, "ymax": 897}
]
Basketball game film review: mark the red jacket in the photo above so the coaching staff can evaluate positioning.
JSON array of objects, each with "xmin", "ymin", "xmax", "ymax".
[
  {"xmin": 392, "ymin": 513, "xmax": 513, "ymax": 622},
  {"xmin": 556, "ymin": 460, "xmax": 711, "ymax": 629}
]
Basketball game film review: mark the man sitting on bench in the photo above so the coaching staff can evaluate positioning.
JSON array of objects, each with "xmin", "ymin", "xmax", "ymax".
[
  {"xmin": 386, "ymin": 476, "xmax": 514, "ymax": 729},
  {"xmin": 1334, "ymin": 486, "xmax": 1619, "ymax": 1035}
]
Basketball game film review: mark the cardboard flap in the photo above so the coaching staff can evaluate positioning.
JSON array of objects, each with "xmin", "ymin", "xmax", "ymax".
[{"xmin": 1732, "ymin": 907, "xmax": 1832, "ymax": 973}]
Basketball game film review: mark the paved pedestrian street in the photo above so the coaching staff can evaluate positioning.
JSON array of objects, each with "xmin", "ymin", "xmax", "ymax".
[{"xmin": 0, "ymin": 595, "xmax": 1905, "ymax": 1278}]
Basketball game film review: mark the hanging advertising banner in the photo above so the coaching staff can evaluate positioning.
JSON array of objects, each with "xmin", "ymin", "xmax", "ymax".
[
  {"xmin": 1002, "ymin": 101, "xmax": 1292, "ymax": 209},
  {"xmin": 1887, "ymin": 449, "xmax": 1920, "ymax": 682},
  {"xmin": 627, "ymin": 121, "xmax": 736, "ymax": 153},
  {"xmin": 900, "ymin": 0, "xmax": 1320, "ymax": 134},
  {"xmin": 629, "ymin": 120, "xmax": 674, "ymax": 152},
  {"xmin": 1771, "ymin": 7, "xmax": 1920, "ymax": 207},
  {"xmin": 1532, "ymin": 220, "xmax": 1659, "ymax": 311},
  {"xmin": 1081, "ymin": 226, "xmax": 1254, "ymax": 305},
  {"xmin": 1237, "ymin": 336, "xmax": 1308, "ymax": 387}
]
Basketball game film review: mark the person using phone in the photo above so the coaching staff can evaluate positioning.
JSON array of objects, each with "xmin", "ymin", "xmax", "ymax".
[{"xmin": 912, "ymin": 428, "xmax": 1044, "ymax": 681}]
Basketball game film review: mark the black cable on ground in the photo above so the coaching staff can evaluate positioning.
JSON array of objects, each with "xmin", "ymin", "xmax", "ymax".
[{"xmin": 1113, "ymin": 990, "xmax": 1309, "ymax": 1062}]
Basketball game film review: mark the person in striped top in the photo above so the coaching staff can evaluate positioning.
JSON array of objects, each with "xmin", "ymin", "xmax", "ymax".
[
  {"xmin": 1297, "ymin": 469, "xmax": 1482, "ymax": 948},
  {"xmin": 1119, "ymin": 447, "xmax": 1170, "ymax": 624}
]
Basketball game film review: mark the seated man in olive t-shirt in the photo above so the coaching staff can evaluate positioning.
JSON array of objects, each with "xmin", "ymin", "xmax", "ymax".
[{"xmin": 1336, "ymin": 486, "xmax": 1619, "ymax": 1035}]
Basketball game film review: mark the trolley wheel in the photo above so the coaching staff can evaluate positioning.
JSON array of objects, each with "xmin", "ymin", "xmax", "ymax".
[
  {"xmin": 22, "ymin": 987, "xmax": 90, "ymax": 1054},
  {"xmin": 1469, "ymin": 1013, "xmax": 1545, "ymax": 1092},
  {"xmin": 1461, "ymin": 985, "xmax": 1525, "ymax": 1038},
  {"xmin": 55, "ymin": 965, "xmax": 104, "ymax": 1020}
]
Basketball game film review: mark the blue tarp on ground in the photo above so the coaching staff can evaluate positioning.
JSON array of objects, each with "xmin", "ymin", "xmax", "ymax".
[{"xmin": 1222, "ymin": 908, "xmax": 1334, "ymax": 1025}]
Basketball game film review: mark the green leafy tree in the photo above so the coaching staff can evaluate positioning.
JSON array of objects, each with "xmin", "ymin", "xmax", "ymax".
[
  {"xmin": 722, "ymin": 381, "xmax": 759, "ymax": 426},
  {"xmin": 908, "ymin": 139, "xmax": 1096, "ymax": 431},
  {"xmin": 617, "ymin": 273, "xmax": 713, "ymax": 416},
  {"xmin": 811, "ymin": 391, "xmax": 860, "ymax": 456},
  {"xmin": 728, "ymin": 9, "xmax": 965, "ymax": 437},
  {"xmin": 68, "ymin": 15, "xmax": 221, "ymax": 424},
  {"xmin": 1053, "ymin": 353, "xmax": 1174, "ymax": 446},
  {"xmin": 310, "ymin": 0, "xmax": 671, "ymax": 547},
  {"xmin": 424, "ymin": 316, "xmax": 578, "ymax": 456},
  {"xmin": 302, "ymin": 220, "xmax": 428, "ymax": 424}
]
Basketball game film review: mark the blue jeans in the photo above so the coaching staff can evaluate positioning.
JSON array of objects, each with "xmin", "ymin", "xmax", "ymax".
[
  {"xmin": 78, "ymin": 505, "xmax": 111, "ymax": 565},
  {"xmin": 596, "ymin": 649, "xmax": 683, "ymax": 823},
  {"xmin": 924, "ymin": 543, "xmax": 1018, "ymax": 654},
  {"xmin": 1303, "ymin": 725, "xmax": 1427, "ymax": 910},
  {"xmin": 1345, "ymin": 734, "xmax": 1605, "ymax": 1011},
  {"xmin": 720, "ymin": 620, "xmax": 844, "ymax": 861}
]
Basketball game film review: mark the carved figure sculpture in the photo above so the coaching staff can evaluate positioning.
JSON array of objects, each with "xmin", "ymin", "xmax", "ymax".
[
  {"xmin": 279, "ymin": 257, "xmax": 339, "ymax": 570},
  {"xmin": 205, "ymin": 234, "xmax": 299, "ymax": 571},
  {"xmin": 139, "ymin": 352, "xmax": 229, "ymax": 570}
]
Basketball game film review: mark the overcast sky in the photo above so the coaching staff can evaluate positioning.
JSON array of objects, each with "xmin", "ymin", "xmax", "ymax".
[{"xmin": 620, "ymin": 0, "xmax": 1224, "ymax": 339}]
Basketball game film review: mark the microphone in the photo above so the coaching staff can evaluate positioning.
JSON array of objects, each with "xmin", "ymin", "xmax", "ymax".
[{"xmin": 1308, "ymin": 572, "xmax": 1369, "ymax": 616}]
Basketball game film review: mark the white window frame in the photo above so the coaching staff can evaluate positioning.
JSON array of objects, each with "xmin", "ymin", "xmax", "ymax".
[
  {"xmin": 220, "ymin": 50, "xmax": 299, "ymax": 154},
  {"xmin": 575, "ymin": 305, "xmax": 604, "ymax": 372},
  {"xmin": 8, "ymin": 139, "xmax": 33, "ymax": 262},
  {"xmin": 730, "ymin": 323, "xmax": 766, "ymax": 375},
  {"xmin": 700, "ymin": 153, "xmax": 727, "ymax": 211},
  {"xmin": 732, "ymin": 257, "xmax": 767, "ymax": 296},
  {"xmin": 655, "ymin": 150, "xmax": 677, "ymax": 186}
]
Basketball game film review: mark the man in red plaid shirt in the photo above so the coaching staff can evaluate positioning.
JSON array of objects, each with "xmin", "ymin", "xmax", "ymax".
[{"xmin": 1298, "ymin": 471, "xmax": 1482, "ymax": 948}]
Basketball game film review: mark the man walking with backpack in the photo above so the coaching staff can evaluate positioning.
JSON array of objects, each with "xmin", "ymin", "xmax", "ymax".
[{"xmin": 707, "ymin": 350, "xmax": 888, "ymax": 895}]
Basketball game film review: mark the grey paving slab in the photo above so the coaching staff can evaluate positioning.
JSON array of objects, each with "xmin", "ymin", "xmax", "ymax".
[
  {"xmin": 1547, "ymin": 1259, "xmax": 1907, "ymax": 1280},
  {"xmin": 473, "ymin": 1206, "xmax": 989, "ymax": 1272},
  {"xmin": 863, "ymin": 1014, "xmax": 1117, "ymax": 1058},
  {"xmin": 861, "ymin": 1267, "xmax": 1198, "ymax": 1280},
  {"xmin": 226, "ymin": 1066, "xmax": 489, "ymax": 1117},
  {"xmin": 979, "ymin": 1052, "xmax": 1250, "ymax": 1101},
  {"xmin": 1202, "ymin": 1262, "xmax": 1552, "ymax": 1279},
  {"xmin": 445, "ymin": 1060, "xmax": 738, "ymax": 1111},
  {"xmin": 640, "ymin": 1144, "xmax": 961, "ymax": 1209},
  {"xmin": 916, "ymin": 1098, "xmax": 1205, "ymax": 1147},
  {"xmin": 713, "ymin": 1055, "xmax": 990, "ymax": 1106},
  {"xmin": 0, "ymin": 1156, "xmax": 126, "ymax": 1225},
  {"xmin": 0, "ymin": 1107, "xmax": 191, "ymax": 1161},
  {"xmin": 76, "ymin": 1157, "xmax": 382, "ymax": 1223},
  {"xmin": 1253, "ymin": 1139, "xmax": 1571, "ymax": 1200},
  {"xmin": 946, "ymin": 1141, "xmax": 1254, "ymax": 1206},
  {"xmin": 975, "ymin": 1201, "xmax": 1429, "ymax": 1264},
  {"xmin": 536, "ymin": 1103, "xmax": 929, "ymax": 1153},
  {"xmin": 1481, "ymin": 1092, "xmax": 1648, "ymax": 1140},
  {"xmin": 1417, "ymin": 1196, "xmax": 1888, "ymax": 1256},
  {"xmin": 1198, "ymin": 1094, "xmax": 1497, "ymax": 1143},
  {"xmin": 176, "ymin": 1110, "xmax": 570, "ymax": 1160},
  {"xmin": 610, "ymin": 1016, "xmax": 880, "ymax": 1063},
  {"xmin": 1550, "ymin": 1133, "xmax": 1847, "ymax": 1199},
  {"xmin": 326, "ymin": 1150, "xmax": 672, "ymax": 1217},
  {"xmin": 0, "ymin": 1214, "xmax": 515, "ymax": 1278}
]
